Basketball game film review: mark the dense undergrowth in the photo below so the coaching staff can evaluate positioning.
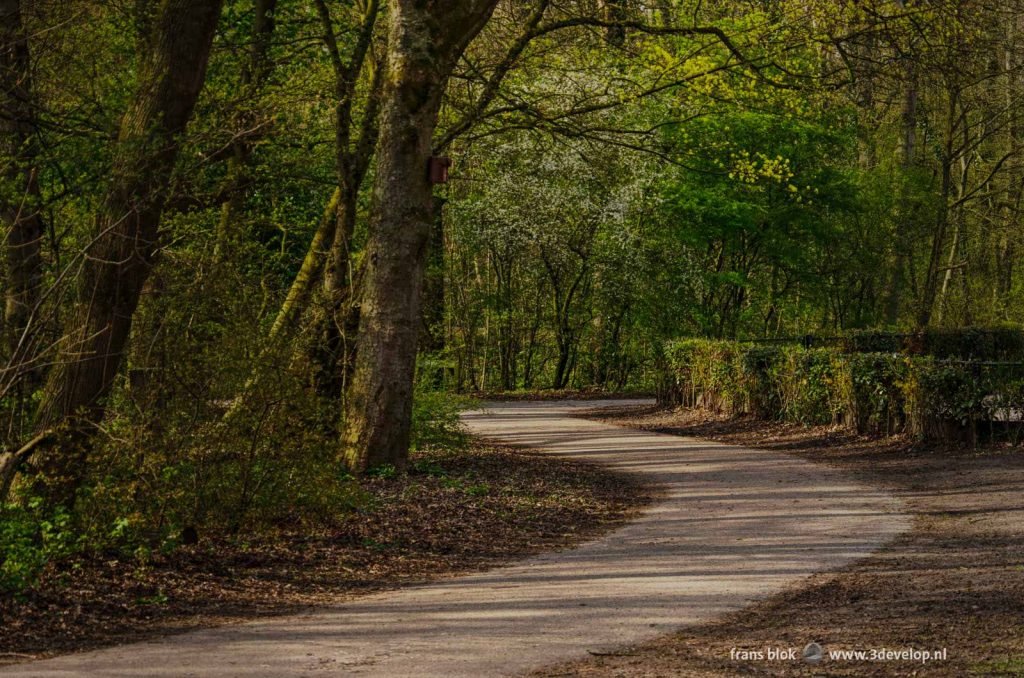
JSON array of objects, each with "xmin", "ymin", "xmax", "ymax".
[{"xmin": 0, "ymin": 386, "xmax": 474, "ymax": 597}]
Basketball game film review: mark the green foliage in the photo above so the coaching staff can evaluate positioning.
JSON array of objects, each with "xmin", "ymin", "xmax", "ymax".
[
  {"xmin": 843, "ymin": 353, "xmax": 910, "ymax": 434},
  {"xmin": 843, "ymin": 330, "xmax": 907, "ymax": 354},
  {"xmin": 0, "ymin": 499, "xmax": 83, "ymax": 594},
  {"xmin": 654, "ymin": 85, "xmax": 866, "ymax": 338},
  {"xmin": 665, "ymin": 339, "xmax": 845, "ymax": 423},
  {"xmin": 662, "ymin": 334, "xmax": 1024, "ymax": 442},
  {"xmin": 73, "ymin": 331, "xmax": 371, "ymax": 543},
  {"xmin": 663, "ymin": 338, "xmax": 742, "ymax": 411},
  {"xmin": 410, "ymin": 386, "xmax": 475, "ymax": 453},
  {"xmin": 738, "ymin": 346, "xmax": 782, "ymax": 417},
  {"xmin": 770, "ymin": 347, "xmax": 846, "ymax": 425},
  {"xmin": 904, "ymin": 359, "xmax": 988, "ymax": 436},
  {"xmin": 902, "ymin": 360, "xmax": 1024, "ymax": 442},
  {"xmin": 844, "ymin": 326, "xmax": 1024, "ymax": 360},
  {"xmin": 365, "ymin": 464, "xmax": 398, "ymax": 480},
  {"xmin": 915, "ymin": 326, "xmax": 1024, "ymax": 361}
]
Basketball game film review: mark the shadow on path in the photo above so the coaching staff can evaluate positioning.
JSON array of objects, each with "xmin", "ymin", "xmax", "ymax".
[{"xmin": 4, "ymin": 400, "xmax": 909, "ymax": 678}]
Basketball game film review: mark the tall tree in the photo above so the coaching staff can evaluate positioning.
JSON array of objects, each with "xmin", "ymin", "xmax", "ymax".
[
  {"xmin": 213, "ymin": 0, "xmax": 279, "ymax": 262},
  {"xmin": 312, "ymin": 0, "xmax": 383, "ymax": 398},
  {"xmin": 341, "ymin": 0, "xmax": 499, "ymax": 472}
]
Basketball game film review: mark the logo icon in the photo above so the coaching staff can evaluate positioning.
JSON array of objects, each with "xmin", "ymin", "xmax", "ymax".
[{"xmin": 803, "ymin": 642, "xmax": 824, "ymax": 664}]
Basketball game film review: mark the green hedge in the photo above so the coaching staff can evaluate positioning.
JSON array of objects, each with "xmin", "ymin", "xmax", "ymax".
[
  {"xmin": 843, "ymin": 325, "xmax": 1024, "ymax": 360},
  {"xmin": 662, "ymin": 340, "xmax": 845, "ymax": 425},
  {"xmin": 661, "ymin": 338, "xmax": 1024, "ymax": 443}
]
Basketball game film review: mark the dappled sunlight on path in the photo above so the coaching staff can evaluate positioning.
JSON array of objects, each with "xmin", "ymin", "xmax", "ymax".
[{"xmin": 4, "ymin": 400, "xmax": 908, "ymax": 677}]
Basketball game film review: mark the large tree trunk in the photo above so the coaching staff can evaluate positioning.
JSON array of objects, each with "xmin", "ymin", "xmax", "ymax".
[
  {"xmin": 1, "ymin": 0, "xmax": 45, "ymax": 363},
  {"xmin": 24, "ymin": 0, "xmax": 223, "ymax": 504},
  {"xmin": 341, "ymin": 0, "xmax": 498, "ymax": 472}
]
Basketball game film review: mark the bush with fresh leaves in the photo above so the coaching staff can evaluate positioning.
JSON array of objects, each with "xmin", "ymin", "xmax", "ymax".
[
  {"xmin": 410, "ymin": 389, "xmax": 474, "ymax": 452},
  {"xmin": 770, "ymin": 347, "xmax": 846, "ymax": 425},
  {"xmin": 843, "ymin": 353, "xmax": 910, "ymax": 434},
  {"xmin": 738, "ymin": 346, "xmax": 783, "ymax": 417},
  {"xmin": 0, "ymin": 499, "xmax": 82, "ymax": 594}
]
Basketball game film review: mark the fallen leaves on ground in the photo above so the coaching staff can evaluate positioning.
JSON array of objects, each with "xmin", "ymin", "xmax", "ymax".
[{"xmin": 0, "ymin": 443, "xmax": 648, "ymax": 662}]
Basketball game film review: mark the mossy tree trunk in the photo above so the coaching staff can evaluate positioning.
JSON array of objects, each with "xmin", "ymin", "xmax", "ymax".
[{"xmin": 341, "ymin": 0, "xmax": 499, "ymax": 472}]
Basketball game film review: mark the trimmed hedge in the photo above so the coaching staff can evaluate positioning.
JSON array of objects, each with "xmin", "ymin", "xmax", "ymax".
[
  {"xmin": 842, "ymin": 325, "xmax": 1024, "ymax": 360},
  {"xmin": 660, "ymin": 338, "xmax": 1024, "ymax": 443}
]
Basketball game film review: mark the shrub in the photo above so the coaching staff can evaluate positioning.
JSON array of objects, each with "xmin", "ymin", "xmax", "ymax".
[
  {"xmin": 917, "ymin": 325, "xmax": 1024, "ymax": 360},
  {"xmin": 737, "ymin": 346, "xmax": 782, "ymax": 417},
  {"xmin": 663, "ymin": 339, "xmax": 747, "ymax": 413},
  {"xmin": 844, "ymin": 330, "xmax": 906, "ymax": 354},
  {"xmin": 662, "ymin": 339, "xmax": 699, "ymax": 407},
  {"xmin": 904, "ymin": 359, "xmax": 987, "ymax": 442},
  {"xmin": 905, "ymin": 359, "xmax": 1024, "ymax": 443},
  {"xmin": 842, "ymin": 325, "xmax": 1024, "ymax": 360},
  {"xmin": 410, "ymin": 389, "xmax": 474, "ymax": 452},
  {"xmin": 689, "ymin": 340, "xmax": 744, "ymax": 413},
  {"xmin": 843, "ymin": 353, "xmax": 910, "ymax": 434},
  {"xmin": 770, "ymin": 347, "xmax": 846, "ymax": 425},
  {"xmin": 0, "ymin": 499, "xmax": 82, "ymax": 594}
]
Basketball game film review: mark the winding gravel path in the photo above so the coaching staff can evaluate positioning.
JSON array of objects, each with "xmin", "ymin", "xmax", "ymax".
[{"xmin": 5, "ymin": 400, "xmax": 909, "ymax": 677}]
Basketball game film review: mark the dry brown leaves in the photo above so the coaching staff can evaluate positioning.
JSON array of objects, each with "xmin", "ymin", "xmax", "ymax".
[{"xmin": 0, "ymin": 443, "xmax": 648, "ymax": 662}]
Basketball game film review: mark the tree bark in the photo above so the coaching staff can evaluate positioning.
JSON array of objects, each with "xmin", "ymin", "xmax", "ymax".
[
  {"xmin": 27, "ymin": 0, "xmax": 224, "ymax": 504},
  {"xmin": 308, "ymin": 0, "xmax": 382, "ymax": 401},
  {"xmin": 341, "ymin": 0, "xmax": 499, "ymax": 472}
]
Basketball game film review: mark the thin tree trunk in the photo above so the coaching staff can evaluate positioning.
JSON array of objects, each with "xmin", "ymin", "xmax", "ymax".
[
  {"xmin": 884, "ymin": 59, "xmax": 918, "ymax": 325},
  {"xmin": 917, "ymin": 89, "xmax": 959, "ymax": 328},
  {"xmin": 24, "ymin": 0, "xmax": 223, "ymax": 504},
  {"xmin": 310, "ymin": 0, "xmax": 383, "ymax": 400},
  {"xmin": 341, "ymin": 0, "xmax": 499, "ymax": 472},
  {"xmin": 936, "ymin": 152, "xmax": 969, "ymax": 325}
]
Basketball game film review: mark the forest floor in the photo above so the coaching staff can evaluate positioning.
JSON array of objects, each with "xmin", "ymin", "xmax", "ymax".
[
  {"xmin": 0, "ymin": 442, "xmax": 646, "ymax": 663},
  {"xmin": 537, "ymin": 404, "xmax": 1024, "ymax": 677}
]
